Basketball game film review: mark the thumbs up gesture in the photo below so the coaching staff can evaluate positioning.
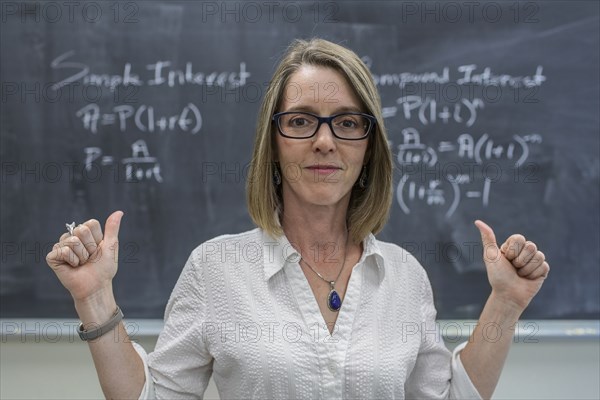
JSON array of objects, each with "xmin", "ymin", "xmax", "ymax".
[
  {"xmin": 46, "ymin": 211, "xmax": 124, "ymax": 303},
  {"xmin": 474, "ymin": 220, "xmax": 550, "ymax": 312}
]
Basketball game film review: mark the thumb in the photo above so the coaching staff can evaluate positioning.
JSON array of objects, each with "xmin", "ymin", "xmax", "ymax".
[
  {"xmin": 104, "ymin": 210, "xmax": 124, "ymax": 243},
  {"xmin": 474, "ymin": 219, "xmax": 501, "ymax": 262}
]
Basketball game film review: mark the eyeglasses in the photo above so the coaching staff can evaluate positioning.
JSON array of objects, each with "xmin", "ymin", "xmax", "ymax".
[{"xmin": 272, "ymin": 111, "xmax": 375, "ymax": 140}]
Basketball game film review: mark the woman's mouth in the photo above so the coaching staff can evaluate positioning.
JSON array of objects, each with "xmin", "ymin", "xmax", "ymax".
[{"xmin": 306, "ymin": 165, "xmax": 341, "ymax": 175}]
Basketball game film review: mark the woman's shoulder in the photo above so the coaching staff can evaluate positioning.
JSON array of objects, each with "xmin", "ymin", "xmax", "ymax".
[
  {"xmin": 187, "ymin": 227, "xmax": 264, "ymax": 265},
  {"xmin": 200, "ymin": 227, "xmax": 263, "ymax": 246},
  {"xmin": 370, "ymin": 236, "xmax": 420, "ymax": 263},
  {"xmin": 370, "ymin": 235, "xmax": 429, "ymax": 279}
]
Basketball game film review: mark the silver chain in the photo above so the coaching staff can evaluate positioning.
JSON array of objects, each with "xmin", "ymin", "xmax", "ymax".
[{"xmin": 300, "ymin": 233, "xmax": 349, "ymax": 287}]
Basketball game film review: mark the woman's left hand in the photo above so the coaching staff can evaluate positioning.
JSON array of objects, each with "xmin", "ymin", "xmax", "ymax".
[{"xmin": 474, "ymin": 220, "xmax": 550, "ymax": 312}]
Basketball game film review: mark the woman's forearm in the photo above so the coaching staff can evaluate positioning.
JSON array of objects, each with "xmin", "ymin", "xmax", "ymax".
[
  {"xmin": 75, "ymin": 290, "xmax": 146, "ymax": 400},
  {"xmin": 459, "ymin": 292, "xmax": 524, "ymax": 400}
]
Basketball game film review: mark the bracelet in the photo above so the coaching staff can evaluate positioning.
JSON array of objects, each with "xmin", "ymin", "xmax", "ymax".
[{"xmin": 78, "ymin": 306, "xmax": 124, "ymax": 341}]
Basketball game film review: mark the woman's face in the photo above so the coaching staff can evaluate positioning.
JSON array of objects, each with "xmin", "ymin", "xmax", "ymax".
[{"xmin": 275, "ymin": 65, "xmax": 369, "ymax": 210}]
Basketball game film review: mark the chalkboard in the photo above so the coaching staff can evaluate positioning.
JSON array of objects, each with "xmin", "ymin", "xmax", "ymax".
[{"xmin": 1, "ymin": 1, "xmax": 598, "ymax": 320}]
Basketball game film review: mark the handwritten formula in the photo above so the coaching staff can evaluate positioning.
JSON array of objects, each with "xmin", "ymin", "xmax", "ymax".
[
  {"xmin": 76, "ymin": 103, "xmax": 202, "ymax": 135},
  {"xmin": 389, "ymin": 123, "xmax": 543, "ymax": 217},
  {"xmin": 84, "ymin": 140, "xmax": 163, "ymax": 183}
]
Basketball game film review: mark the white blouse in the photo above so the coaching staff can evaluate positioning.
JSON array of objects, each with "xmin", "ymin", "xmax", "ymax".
[{"xmin": 133, "ymin": 228, "xmax": 481, "ymax": 399}]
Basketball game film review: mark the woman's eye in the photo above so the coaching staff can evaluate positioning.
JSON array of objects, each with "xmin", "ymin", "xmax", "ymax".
[
  {"xmin": 290, "ymin": 118, "xmax": 308, "ymax": 126},
  {"xmin": 339, "ymin": 119, "xmax": 358, "ymax": 128}
]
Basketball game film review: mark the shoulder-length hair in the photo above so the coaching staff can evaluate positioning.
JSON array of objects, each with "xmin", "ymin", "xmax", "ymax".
[{"xmin": 246, "ymin": 38, "xmax": 393, "ymax": 244}]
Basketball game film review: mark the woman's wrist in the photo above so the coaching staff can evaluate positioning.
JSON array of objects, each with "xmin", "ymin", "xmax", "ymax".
[
  {"xmin": 74, "ymin": 287, "xmax": 118, "ymax": 328},
  {"xmin": 487, "ymin": 290, "xmax": 526, "ymax": 321}
]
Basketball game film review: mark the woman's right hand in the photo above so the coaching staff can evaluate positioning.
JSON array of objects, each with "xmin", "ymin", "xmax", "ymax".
[{"xmin": 46, "ymin": 211, "xmax": 124, "ymax": 303}]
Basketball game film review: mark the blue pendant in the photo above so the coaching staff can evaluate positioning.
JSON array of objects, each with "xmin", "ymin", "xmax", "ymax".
[{"xmin": 328, "ymin": 289, "xmax": 342, "ymax": 311}]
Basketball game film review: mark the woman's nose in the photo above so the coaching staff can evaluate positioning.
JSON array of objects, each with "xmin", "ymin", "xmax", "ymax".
[{"xmin": 312, "ymin": 122, "xmax": 337, "ymax": 152}]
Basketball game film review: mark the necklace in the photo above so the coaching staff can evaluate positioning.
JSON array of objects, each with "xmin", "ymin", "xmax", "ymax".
[{"xmin": 300, "ymin": 234, "xmax": 349, "ymax": 312}]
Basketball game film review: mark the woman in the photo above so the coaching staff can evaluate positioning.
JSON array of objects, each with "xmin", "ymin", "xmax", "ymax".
[{"xmin": 46, "ymin": 38, "xmax": 550, "ymax": 399}]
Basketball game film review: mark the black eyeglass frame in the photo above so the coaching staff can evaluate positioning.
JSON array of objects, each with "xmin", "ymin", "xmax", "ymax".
[{"xmin": 272, "ymin": 111, "xmax": 376, "ymax": 140}]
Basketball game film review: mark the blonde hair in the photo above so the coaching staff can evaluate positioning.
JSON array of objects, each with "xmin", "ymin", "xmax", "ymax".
[{"xmin": 246, "ymin": 38, "xmax": 393, "ymax": 244}]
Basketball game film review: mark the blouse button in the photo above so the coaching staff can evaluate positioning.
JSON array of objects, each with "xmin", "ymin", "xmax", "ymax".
[{"xmin": 328, "ymin": 361, "xmax": 337, "ymax": 374}]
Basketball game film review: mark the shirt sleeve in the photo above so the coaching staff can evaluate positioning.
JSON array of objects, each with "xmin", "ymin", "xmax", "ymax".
[
  {"xmin": 135, "ymin": 253, "xmax": 214, "ymax": 399},
  {"xmin": 404, "ymin": 269, "xmax": 482, "ymax": 400},
  {"xmin": 132, "ymin": 341, "xmax": 156, "ymax": 399}
]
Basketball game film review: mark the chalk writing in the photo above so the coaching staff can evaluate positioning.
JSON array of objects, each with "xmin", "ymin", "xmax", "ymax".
[
  {"xmin": 76, "ymin": 103, "xmax": 202, "ymax": 135},
  {"xmin": 365, "ymin": 61, "xmax": 547, "ymax": 90},
  {"xmin": 456, "ymin": 65, "xmax": 546, "ymax": 88},
  {"xmin": 393, "ymin": 96, "xmax": 484, "ymax": 127},
  {"xmin": 51, "ymin": 51, "xmax": 251, "ymax": 91},
  {"xmin": 83, "ymin": 139, "xmax": 163, "ymax": 183},
  {"xmin": 394, "ymin": 128, "xmax": 542, "ymax": 217},
  {"xmin": 455, "ymin": 132, "xmax": 542, "ymax": 167},
  {"xmin": 397, "ymin": 174, "xmax": 492, "ymax": 218},
  {"xmin": 397, "ymin": 128, "xmax": 542, "ymax": 168}
]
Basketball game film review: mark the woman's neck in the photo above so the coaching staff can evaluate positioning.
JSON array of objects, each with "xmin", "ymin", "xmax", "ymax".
[{"xmin": 280, "ymin": 205, "xmax": 350, "ymax": 266}]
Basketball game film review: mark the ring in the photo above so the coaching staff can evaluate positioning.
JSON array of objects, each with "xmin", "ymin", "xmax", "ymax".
[{"xmin": 66, "ymin": 222, "xmax": 76, "ymax": 236}]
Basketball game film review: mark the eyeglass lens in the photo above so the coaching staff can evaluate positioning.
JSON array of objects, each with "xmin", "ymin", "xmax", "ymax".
[{"xmin": 278, "ymin": 113, "xmax": 371, "ymax": 139}]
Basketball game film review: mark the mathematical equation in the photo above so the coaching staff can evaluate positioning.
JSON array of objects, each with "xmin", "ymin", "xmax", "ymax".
[
  {"xmin": 76, "ymin": 103, "xmax": 202, "ymax": 135},
  {"xmin": 393, "ymin": 128, "xmax": 543, "ymax": 217},
  {"xmin": 397, "ymin": 174, "xmax": 491, "ymax": 218},
  {"xmin": 394, "ymin": 128, "xmax": 542, "ymax": 168},
  {"xmin": 83, "ymin": 139, "xmax": 163, "ymax": 183},
  {"xmin": 383, "ymin": 96, "xmax": 484, "ymax": 127}
]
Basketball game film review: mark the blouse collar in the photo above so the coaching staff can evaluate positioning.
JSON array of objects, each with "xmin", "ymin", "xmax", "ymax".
[{"xmin": 261, "ymin": 229, "xmax": 385, "ymax": 284}]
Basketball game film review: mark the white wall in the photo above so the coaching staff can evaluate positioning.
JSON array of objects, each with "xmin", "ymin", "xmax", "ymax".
[{"xmin": 1, "ymin": 334, "xmax": 598, "ymax": 399}]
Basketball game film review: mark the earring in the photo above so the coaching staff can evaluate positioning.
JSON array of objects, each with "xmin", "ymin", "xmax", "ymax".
[
  {"xmin": 273, "ymin": 167, "xmax": 282, "ymax": 186},
  {"xmin": 359, "ymin": 166, "xmax": 368, "ymax": 189}
]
